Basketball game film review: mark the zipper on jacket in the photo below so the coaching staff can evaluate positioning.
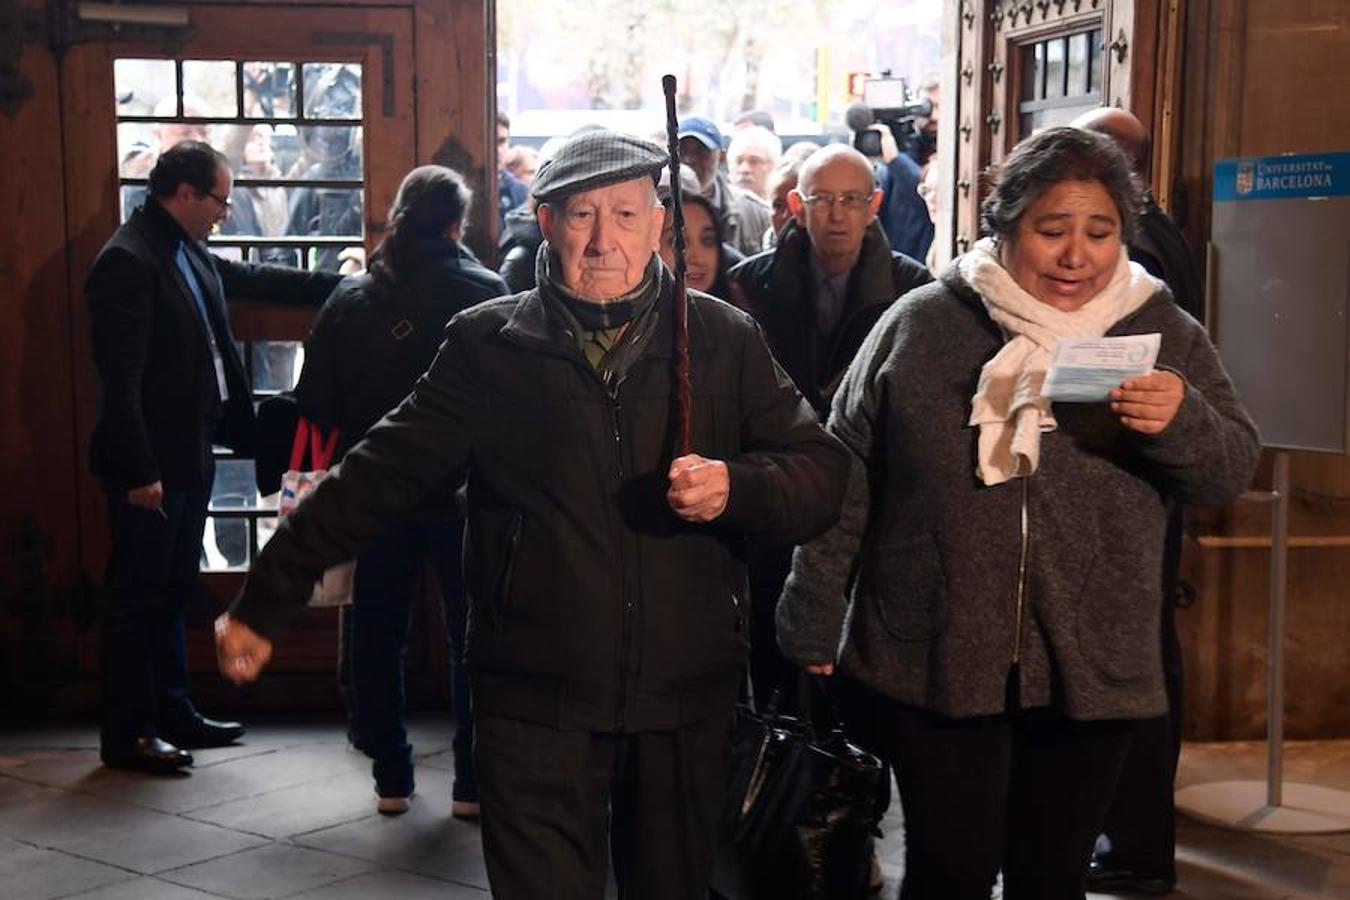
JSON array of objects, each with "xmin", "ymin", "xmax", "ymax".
[
  {"xmin": 494, "ymin": 512, "xmax": 523, "ymax": 630},
  {"xmin": 609, "ymin": 389, "xmax": 632, "ymax": 732},
  {"xmin": 1011, "ymin": 477, "xmax": 1030, "ymax": 665}
]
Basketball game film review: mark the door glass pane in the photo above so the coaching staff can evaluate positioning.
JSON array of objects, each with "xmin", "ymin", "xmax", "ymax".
[
  {"xmin": 289, "ymin": 126, "xmax": 364, "ymax": 180},
  {"xmin": 1045, "ymin": 38, "xmax": 1066, "ymax": 99},
  {"xmin": 243, "ymin": 62, "xmax": 296, "ymax": 119},
  {"xmin": 257, "ymin": 517, "xmax": 280, "ymax": 549},
  {"xmin": 250, "ymin": 342, "xmax": 305, "ymax": 393},
  {"xmin": 1068, "ymin": 32, "xmax": 1090, "ymax": 96},
  {"xmin": 114, "ymin": 59, "xmax": 177, "ymax": 115},
  {"xmin": 183, "ymin": 60, "xmax": 239, "ymax": 117},
  {"xmin": 203, "ymin": 517, "xmax": 249, "ymax": 570},
  {"xmin": 1022, "ymin": 43, "xmax": 1045, "ymax": 102},
  {"xmin": 301, "ymin": 63, "xmax": 362, "ymax": 119},
  {"xmin": 1087, "ymin": 29, "xmax": 1102, "ymax": 93}
]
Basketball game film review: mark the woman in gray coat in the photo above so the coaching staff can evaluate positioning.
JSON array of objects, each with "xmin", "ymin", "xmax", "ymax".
[{"xmin": 775, "ymin": 127, "xmax": 1260, "ymax": 899}]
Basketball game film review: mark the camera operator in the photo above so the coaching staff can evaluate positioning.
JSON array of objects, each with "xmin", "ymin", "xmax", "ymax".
[{"xmin": 845, "ymin": 76, "xmax": 934, "ymax": 262}]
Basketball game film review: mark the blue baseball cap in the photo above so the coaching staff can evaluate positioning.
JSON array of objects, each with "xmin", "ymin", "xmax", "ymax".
[{"xmin": 677, "ymin": 117, "xmax": 724, "ymax": 151}]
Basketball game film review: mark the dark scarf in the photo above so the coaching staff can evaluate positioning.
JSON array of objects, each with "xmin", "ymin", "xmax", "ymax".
[{"xmin": 536, "ymin": 243, "xmax": 667, "ymax": 381}]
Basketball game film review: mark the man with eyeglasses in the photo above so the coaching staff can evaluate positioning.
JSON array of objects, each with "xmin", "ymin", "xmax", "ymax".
[
  {"xmin": 727, "ymin": 142, "xmax": 931, "ymax": 705},
  {"xmin": 86, "ymin": 140, "xmax": 340, "ymax": 774}
]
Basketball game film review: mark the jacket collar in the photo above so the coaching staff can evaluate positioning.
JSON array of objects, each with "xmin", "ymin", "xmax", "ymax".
[
  {"xmin": 134, "ymin": 197, "xmax": 195, "ymax": 250},
  {"xmin": 499, "ymin": 264, "xmax": 713, "ymax": 361},
  {"xmin": 768, "ymin": 219, "xmax": 898, "ymax": 314}
]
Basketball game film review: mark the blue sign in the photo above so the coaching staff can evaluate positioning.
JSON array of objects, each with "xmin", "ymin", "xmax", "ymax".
[{"xmin": 1214, "ymin": 151, "xmax": 1350, "ymax": 202}]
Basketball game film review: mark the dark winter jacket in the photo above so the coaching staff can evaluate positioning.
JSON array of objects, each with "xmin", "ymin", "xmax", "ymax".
[
  {"xmin": 294, "ymin": 236, "xmax": 507, "ymax": 458},
  {"xmin": 232, "ymin": 271, "xmax": 850, "ymax": 732},
  {"xmin": 727, "ymin": 220, "xmax": 932, "ymax": 417},
  {"xmin": 498, "ymin": 204, "xmax": 543, "ymax": 293},
  {"xmin": 86, "ymin": 201, "xmax": 340, "ymax": 492},
  {"xmin": 776, "ymin": 265, "xmax": 1260, "ymax": 722}
]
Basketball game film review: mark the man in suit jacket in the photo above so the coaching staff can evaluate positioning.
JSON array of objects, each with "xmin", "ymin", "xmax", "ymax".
[
  {"xmin": 87, "ymin": 141, "xmax": 341, "ymax": 774},
  {"xmin": 1074, "ymin": 106, "xmax": 1205, "ymax": 896}
]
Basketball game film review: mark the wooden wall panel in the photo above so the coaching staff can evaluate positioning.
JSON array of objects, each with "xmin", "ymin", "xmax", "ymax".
[
  {"xmin": 414, "ymin": 0, "xmax": 496, "ymax": 264},
  {"xmin": 1174, "ymin": 0, "xmax": 1350, "ymax": 739},
  {"xmin": 0, "ymin": 0, "xmax": 87, "ymax": 710}
]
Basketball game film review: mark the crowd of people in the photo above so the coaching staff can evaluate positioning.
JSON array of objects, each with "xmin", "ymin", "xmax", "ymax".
[{"xmin": 87, "ymin": 88, "xmax": 1258, "ymax": 900}]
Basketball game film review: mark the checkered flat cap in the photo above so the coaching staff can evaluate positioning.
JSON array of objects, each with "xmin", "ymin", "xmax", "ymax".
[{"xmin": 531, "ymin": 130, "xmax": 668, "ymax": 203}]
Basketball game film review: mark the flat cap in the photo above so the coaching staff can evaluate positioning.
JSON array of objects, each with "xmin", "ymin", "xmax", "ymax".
[{"xmin": 531, "ymin": 129, "xmax": 668, "ymax": 203}]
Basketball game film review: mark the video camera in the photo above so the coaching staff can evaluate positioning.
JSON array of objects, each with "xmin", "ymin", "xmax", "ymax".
[{"xmin": 847, "ymin": 74, "xmax": 933, "ymax": 159}]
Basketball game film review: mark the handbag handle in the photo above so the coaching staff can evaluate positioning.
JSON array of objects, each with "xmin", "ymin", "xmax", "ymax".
[
  {"xmin": 796, "ymin": 671, "xmax": 847, "ymax": 737},
  {"xmin": 288, "ymin": 417, "xmax": 342, "ymax": 471}
]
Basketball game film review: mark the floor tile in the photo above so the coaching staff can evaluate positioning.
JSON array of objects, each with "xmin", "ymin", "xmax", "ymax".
[
  {"xmin": 286, "ymin": 869, "xmax": 488, "ymax": 899},
  {"xmin": 65, "ymin": 876, "xmax": 227, "ymax": 899},
  {"xmin": 0, "ymin": 837, "xmax": 135, "ymax": 900},
  {"xmin": 185, "ymin": 770, "xmax": 379, "ymax": 839},
  {"xmin": 294, "ymin": 784, "xmax": 487, "ymax": 890},
  {"xmin": 79, "ymin": 746, "xmax": 365, "ymax": 815},
  {"xmin": 161, "ymin": 842, "xmax": 373, "ymax": 899},
  {"xmin": 0, "ymin": 788, "xmax": 266, "ymax": 873}
]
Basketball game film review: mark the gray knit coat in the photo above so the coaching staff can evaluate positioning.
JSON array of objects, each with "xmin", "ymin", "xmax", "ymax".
[{"xmin": 776, "ymin": 266, "xmax": 1261, "ymax": 721}]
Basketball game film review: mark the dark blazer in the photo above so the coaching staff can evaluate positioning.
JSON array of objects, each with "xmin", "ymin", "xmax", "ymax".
[
  {"xmin": 86, "ymin": 200, "xmax": 341, "ymax": 493},
  {"xmin": 232, "ymin": 282, "xmax": 849, "ymax": 732}
]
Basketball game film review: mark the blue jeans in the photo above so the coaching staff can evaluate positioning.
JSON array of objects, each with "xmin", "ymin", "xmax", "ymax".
[
  {"xmin": 99, "ymin": 476, "xmax": 210, "ymax": 751},
  {"xmin": 349, "ymin": 517, "xmax": 475, "ymax": 801}
]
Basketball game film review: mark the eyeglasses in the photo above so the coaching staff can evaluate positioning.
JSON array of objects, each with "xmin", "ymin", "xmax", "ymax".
[
  {"xmin": 798, "ymin": 190, "xmax": 875, "ymax": 211},
  {"xmin": 201, "ymin": 189, "xmax": 232, "ymax": 210}
]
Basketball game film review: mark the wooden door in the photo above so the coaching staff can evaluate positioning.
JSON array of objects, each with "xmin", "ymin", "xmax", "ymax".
[
  {"xmin": 938, "ymin": 0, "xmax": 1173, "ymax": 266},
  {"xmin": 59, "ymin": 3, "xmax": 422, "ymax": 702}
]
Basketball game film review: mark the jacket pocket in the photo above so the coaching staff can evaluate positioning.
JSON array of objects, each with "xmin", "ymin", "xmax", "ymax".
[
  {"xmin": 1075, "ymin": 554, "xmax": 1158, "ymax": 684},
  {"xmin": 492, "ymin": 511, "xmax": 524, "ymax": 628},
  {"xmin": 867, "ymin": 532, "xmax": 946, "ymax": 641}
]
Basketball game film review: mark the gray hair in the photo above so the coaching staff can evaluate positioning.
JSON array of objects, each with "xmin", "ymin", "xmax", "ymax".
[{"xmin": 980, "ymin": 126, "xmax": 1141, "ymax": 244}]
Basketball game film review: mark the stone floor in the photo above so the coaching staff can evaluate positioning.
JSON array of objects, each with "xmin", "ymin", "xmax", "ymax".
[{"xmin": 2, "ymin": 716, "xmax": 1349, "ymax": 899}]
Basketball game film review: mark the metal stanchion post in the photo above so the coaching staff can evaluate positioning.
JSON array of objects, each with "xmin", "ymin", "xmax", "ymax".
[{"xmin": 1175, "ymin": 450, "xmax": 1350, "ymax": 833}]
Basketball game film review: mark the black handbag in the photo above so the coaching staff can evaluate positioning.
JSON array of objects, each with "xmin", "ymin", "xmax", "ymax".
[{"xmin": 712, "ymin": 675, "xmax": 884, "ymax": 900}]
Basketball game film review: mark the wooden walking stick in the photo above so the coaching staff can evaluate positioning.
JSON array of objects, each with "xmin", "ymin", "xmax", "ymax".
[{"xmin": 661, "ymin": 74, "xmax": 692, "ymax": 455}]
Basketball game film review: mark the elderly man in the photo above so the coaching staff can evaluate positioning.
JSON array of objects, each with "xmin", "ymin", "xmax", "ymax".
[
  {"xmin": 88, "ymin": 141, "xmax": 340, "ymax": 774},
  {"xmin": 727, "ymin": 125, "xmax": 782, "ymax": 200},
  {"xmin": 677, "ymin": 116, "xmax": 774, "ymax": 256},
  {"xmin": 215, "ymin": 130, "xmax": 847, "ymax": 900},
  {"xmin": 727, "ymin": 143, "xmax": 931, "ymax": 707}
]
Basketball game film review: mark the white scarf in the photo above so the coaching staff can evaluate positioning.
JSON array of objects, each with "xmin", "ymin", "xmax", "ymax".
[{"xmin": 958, "ymin": 237, "xmax": 1161, "ymax": 487}]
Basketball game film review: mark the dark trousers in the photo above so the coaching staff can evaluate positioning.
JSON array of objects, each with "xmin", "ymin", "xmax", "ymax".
[
  {"xmin": 99, "ymin": 477, "xmax": 210, "ymax": 750},
  {"xmin": 858, "ymin": 682, "xmax": 1132, "ymax": 900},
  {"xmin": 474, "ymin": 713, "xmax": 732, "ymax": 900},
  {"xmin": 349, "ymin": 517, "xmax": 474, "ymax": 800},
  {"xmin": 1101, "ymin": 504, "xmax": 1188, "ymax": 874},
  {"xmin": 1098, "ymin": 569, "xmax": 1184, "ymax": 877},
  {"xmin": 746, "ymin": 540, "xmax": 796, "ymax": 710}
]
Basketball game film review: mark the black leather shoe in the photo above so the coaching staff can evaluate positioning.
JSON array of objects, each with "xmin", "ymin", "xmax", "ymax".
[
  {"xmin": 1086, "ymin": 860, "xmax": 1177, "ymax": 895},
  {"xmin": 102, "ymin": 736, "xmax": 193, "ymax": 774},
  {"xmin": 159, "ymin": 715, "xmax": 245, "ymax": 749}
]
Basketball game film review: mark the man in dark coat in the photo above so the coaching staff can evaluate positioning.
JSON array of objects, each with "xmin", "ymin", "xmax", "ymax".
[
  {"xmin": 215, "ymin": 130, "xmax": 848, "ymax": 900},
  {"xmin": 1075, "ymin": 106, "xmax": 1205, "ymax": 895},
  {"xmin": 87, "ymin": 141, "xmax": 341, "ymax": 774},
  {"xmin": 727, "ymin": 143, "xmax": 932, "ymax": 706}
]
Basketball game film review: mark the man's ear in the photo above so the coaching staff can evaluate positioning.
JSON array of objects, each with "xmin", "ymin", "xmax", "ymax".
[
  {"xmin": 868, "ymin": 188, "xmax": 885, "ymax": 219},
  {"xmin": 537, "ymin": 202, "xmax": 555, "ymax": 242},
  {"xmin": 787, "ymin": 188, "xmax": 806, "ymax": 218}
]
